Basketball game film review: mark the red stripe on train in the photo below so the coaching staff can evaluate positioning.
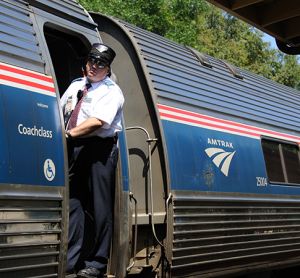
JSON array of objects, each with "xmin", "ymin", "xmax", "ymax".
[
  {"xmin": 0, "ymin": 64, "xmax": 53, "ymax": 83},
  {"xmin": 158, "ymin": 104, "xmax": 300, "ymax": 142},
  {"xmin": 0, "ymin": 74, "xmax": 55, "ymax": 93},
  {"xmin": 159, "ymin": 112, "xmax": 261, "ymax": 138}
]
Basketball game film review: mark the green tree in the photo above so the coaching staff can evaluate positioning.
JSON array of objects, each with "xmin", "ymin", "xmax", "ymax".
[
  {"xmin": 273, "ymin": 54, "xmax": 300, "ymax": 89},
  {"xmin": 163, "ymin": 0, "xmax": 208, "ymax": 47},
  {"xmin": 79, "ymin": 0, "xmax": 169, "ymax": 35}
]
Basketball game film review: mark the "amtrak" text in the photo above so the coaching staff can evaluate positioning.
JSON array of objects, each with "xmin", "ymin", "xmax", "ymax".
[{"xmin": 208, "ymin": 138, "xmax": 233, "ymax": 148}]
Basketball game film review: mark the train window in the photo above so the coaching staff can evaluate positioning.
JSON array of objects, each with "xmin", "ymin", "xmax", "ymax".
[{"xmin": 262, "ymin": 138, "xmax": 300, "ymax": 185}]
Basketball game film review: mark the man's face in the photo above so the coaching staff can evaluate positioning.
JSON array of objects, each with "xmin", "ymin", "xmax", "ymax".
[{"xmin": 86, "ymin": 58, "xmax": 109, "ymax": 83}]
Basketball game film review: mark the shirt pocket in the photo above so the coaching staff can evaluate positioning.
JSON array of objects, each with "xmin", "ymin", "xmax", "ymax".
[{"xmin": 80, "ymin": 100, "xmax": 92, "ymax": 118}]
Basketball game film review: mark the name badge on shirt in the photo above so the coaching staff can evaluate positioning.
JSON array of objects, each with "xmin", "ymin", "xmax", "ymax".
[{"xmin": 64, "ymin": 96, "xmax": 73, "ymax": 114}]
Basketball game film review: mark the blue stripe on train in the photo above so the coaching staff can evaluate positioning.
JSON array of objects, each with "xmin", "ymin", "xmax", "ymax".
[
  {"xmin": 162, "ymin": 119, "xmax": 300, "ymax": 195},
  {"xmin": 0, "ymin": 84, "xmax": 65, "ymax": 186},
  {"xmin": 118, "ymin": 126, "xmax": 129, "ymax": 192}
]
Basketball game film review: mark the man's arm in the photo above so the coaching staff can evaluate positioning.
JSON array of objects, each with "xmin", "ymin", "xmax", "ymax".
[{"xmin": 67, "ymin": 117, "xmax": 102, "ymax": 138}]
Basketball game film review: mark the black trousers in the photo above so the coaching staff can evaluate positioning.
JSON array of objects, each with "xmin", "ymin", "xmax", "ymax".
[{"xmin": 66, "ymin": 137, "xmax": 118, "ymax": 272}]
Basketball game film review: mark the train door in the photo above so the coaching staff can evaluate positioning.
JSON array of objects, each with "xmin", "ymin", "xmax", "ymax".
[
  {"xmin": 36, "ymin": 21, "xmax": 100, "ymax": 277},
  {"xmin": 43, "ymin": 26, "xmax": 133, "ymax": 278},
  {"xmin": 33, "ymin": 9, "xmax": 132, "ymax": 278}
]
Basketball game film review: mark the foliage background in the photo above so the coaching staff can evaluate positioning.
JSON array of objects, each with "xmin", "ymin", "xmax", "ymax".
[{"xmin": 78, "ymin": 0, "xmax": 300, "ymax": 89}]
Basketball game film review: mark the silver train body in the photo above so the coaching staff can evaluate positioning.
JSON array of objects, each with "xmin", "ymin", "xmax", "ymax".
[{"xmin": 1, "ymin": 1, "xmax": 300, "ymax": 277}]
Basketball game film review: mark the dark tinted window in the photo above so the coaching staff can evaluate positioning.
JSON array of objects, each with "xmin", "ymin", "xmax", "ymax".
[
  {"xmin": 262, "ymin": 138, "xmax": 300, "ymax": 185},
  {"xmin": 261, "ymin": 140, "xmax": 285, "ymax": 182},
  {"xmin": 283, "ymin": 144, "xmax": 300, "ymax": 183}
]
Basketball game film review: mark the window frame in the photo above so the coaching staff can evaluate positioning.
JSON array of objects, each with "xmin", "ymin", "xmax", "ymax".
[{"xmin": 261, "ymin": 136, "xmax": 300, "ymax": 186}]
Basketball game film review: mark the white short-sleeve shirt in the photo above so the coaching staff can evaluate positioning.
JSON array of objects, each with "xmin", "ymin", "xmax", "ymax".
[{"xmin": 61, "ymin": 76, "xmax": 124, "ymax": 138}]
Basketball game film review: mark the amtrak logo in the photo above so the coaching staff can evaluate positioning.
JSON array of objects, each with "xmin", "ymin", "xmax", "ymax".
[{"xmin": 205, "ymin": 148, "xmax": 236, "ymax": 177}]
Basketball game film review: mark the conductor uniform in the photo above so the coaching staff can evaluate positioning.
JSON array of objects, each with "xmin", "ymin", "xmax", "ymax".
[{"xmin": 60, "ymin": 44, "xmax": 124, "ymax": 278}]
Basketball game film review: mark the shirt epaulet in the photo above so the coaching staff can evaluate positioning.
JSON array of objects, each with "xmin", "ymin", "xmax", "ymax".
[
  {"xmin": 103, "ymin": 79, "xmax": 115, "ymax": 88},
  {"xmin": 71, "ymin": 77, "xmax": 84, "ymax": 84}
]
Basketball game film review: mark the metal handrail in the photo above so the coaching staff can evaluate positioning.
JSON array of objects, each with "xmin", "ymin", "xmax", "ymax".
[
  {"xmin": 127, "ymin": 192, "xmax": 137, "ymax": 271},
  {"xmin": 125, "ymin": 126, "xmax": 163, "ymax": 249}
]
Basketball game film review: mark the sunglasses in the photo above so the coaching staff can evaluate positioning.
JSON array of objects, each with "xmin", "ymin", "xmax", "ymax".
[{"xmin": 87, "ymin": 57, "xmax": 106, "ymax": 69}]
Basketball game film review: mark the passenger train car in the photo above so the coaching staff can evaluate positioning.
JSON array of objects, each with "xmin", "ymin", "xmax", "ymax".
[{"xmin": 1, "ymin": 0, "xmax": 300, "ymax": 277}]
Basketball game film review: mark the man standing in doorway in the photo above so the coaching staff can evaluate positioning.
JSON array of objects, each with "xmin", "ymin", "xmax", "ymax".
[{"xmin": 61, "ymin": 43, "xmax": 124, "ymax": 278}]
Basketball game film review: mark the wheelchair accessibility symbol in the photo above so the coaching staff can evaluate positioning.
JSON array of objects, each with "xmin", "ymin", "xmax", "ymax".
[{"xmin": 44, "ymin": 159, "xmax": 56, "ymax": 181}]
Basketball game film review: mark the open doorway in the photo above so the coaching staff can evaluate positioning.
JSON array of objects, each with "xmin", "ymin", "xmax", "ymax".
[{"xmin": 44, "ymin": 25, "xmax": 91, "ymax": 95}]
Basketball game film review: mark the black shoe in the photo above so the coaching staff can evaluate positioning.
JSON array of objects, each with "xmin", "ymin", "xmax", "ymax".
[{"xmin": 77, "ymin": 267, "xmax": 103, "ymax": 278}]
